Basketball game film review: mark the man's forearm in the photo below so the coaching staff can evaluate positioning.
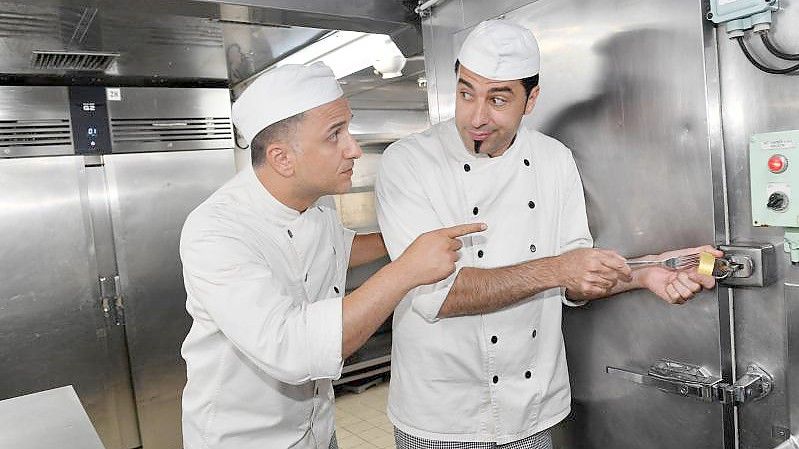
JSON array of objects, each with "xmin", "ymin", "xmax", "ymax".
[
  {"xmin": 342, "ymin": 261, "xmax": 412, "ymax": 358},
  {"xmin": 349, "ymin": 233, "xmax": 388, "ymax": 268},
  {"xmin": 438, "ymin": 257, "xmax": 563, "ymax": 318}
]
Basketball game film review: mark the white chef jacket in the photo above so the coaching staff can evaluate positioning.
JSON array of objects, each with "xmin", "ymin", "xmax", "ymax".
[
  {"xmin": 180, "ymin": 167, "xmax": 355, "ymax": 449},
  {"xmin": 375, "ymin": 119, "xmax": 593, "ymax": 444}
]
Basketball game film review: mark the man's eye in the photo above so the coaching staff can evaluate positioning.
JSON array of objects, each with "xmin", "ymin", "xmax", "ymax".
[
  {"xmin": 491, "ymin": 97, "xmax": 508, "ymax": 106},
  {"xmin": 329, "ymin": 130, "xmax": 339, "ymax": 141},
  {"xmin": 460, "ymin": 91, "xmax": 473, "ymax": 100}
]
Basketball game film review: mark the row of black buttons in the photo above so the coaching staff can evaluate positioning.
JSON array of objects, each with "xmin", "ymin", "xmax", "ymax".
[
  {"xmin": 474, "ymin": 245, "xmax": 537, "ymax": 259},
  {"xmin": 463, "ymin": 158, "xmax": 532, "ymax": 173},
  {"xmin": 492, "ymin": 370, "xmax": 533, "ymax": 383},
  {"xmin": 489, "ymin": 330, "xmax": 537, "ymax": 345},
  {"xmin": 472, "ymin": 200, "xmax": 535, "ymax": 217}
]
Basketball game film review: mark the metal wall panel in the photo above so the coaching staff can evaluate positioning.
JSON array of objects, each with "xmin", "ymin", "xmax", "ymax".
[
  {"xmin": 107, "ymin": 88, "xmax": 234, "ymax": 154},
  {"xmin": 0, "ymin": 86, "xmax": 74, "ymax": 157},
  {"xmin": 0, "ymin": 1, "xmax": 227, "ymax": 79},
  {"xmin": 105, "ymin": 149, "xmax": 235, "ymax": 449},
  {"xmin": 422, "ymin": 1, "xmax": 727, "ymax": 448},
  {"xmin": 0, "ymin": 156, "xmax": 133, "ymax": 449},
  {"xmin": 716, "ymin": 6, "xmax": 799, "ymax": 446}
]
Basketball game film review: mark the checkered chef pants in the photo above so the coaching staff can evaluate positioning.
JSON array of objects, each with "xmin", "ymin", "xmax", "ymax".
[{"xmin": 394, "ymin": 427, "xmax": 553, "ymax": 449}]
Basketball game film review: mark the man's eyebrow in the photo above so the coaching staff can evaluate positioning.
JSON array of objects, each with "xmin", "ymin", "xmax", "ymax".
[
  {"xmin": 325, "ymin": 116, "xmax": 351, "ymax": 132},
  {"xmin": 488, "ymin": 86, "xmax": 514, "ymax": 94},
  {"xmin": 457, "ymin": 78, "xmax": 474, "ymax": 89}
]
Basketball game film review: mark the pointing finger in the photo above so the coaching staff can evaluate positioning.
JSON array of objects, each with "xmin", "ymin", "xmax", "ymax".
[{"xmin": 444, "ymin": 223, "xmax": 488, "ymax": 238}]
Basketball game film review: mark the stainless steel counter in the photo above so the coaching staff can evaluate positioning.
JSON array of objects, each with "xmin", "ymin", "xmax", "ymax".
[{"xmin": 0, "ymin": 386, "xmax": 105, "ymax": 449}]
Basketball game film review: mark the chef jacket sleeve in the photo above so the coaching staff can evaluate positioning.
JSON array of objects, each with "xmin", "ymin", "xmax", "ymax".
[
  {"xmin": 181, "ymin": 228, "xmax": 343, "ymax": 385},
  {"xmin": 557, "ymin": 150, "xmax": 595, "ymax": 307},
  {"xmin": 375, "ymin": 144, "xmax": 462, "ymax": 323}
]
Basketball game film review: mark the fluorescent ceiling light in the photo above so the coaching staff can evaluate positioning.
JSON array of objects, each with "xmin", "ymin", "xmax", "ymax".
[{"xmin": 273, "ymin": 31, "xmax": 405, "ymax": 79}]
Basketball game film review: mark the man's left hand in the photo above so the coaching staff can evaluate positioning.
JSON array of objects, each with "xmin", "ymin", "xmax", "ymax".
[{"xmin": 637, "ymin": 245, "xmax": 723, "ymax": 304}]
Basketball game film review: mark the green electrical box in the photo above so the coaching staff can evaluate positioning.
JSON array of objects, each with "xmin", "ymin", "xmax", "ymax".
[{"xmin": 750, "ymin": 130, "xmax": 799, "ymax": 227}]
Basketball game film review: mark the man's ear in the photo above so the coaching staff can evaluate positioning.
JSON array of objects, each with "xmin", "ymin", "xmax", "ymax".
[
  {"xmin": 265, "ymin": 142, "xmax": 297, "ymax": 177},
  {"xmin": 524, "ymin": 85, "xmax": 540, "ymax": 115}
]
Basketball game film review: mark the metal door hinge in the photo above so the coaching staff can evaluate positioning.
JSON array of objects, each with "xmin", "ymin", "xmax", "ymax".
[
  {"xmin": 99, "ymin": 275, "xmax": 125, "ymax": 326},
  {"xmin": 607, "ymin": 359, "xmax": 772, "ymax": 405}
]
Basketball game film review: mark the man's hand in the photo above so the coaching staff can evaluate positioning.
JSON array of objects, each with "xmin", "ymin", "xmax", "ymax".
[
  {"xmin": 395, "ymin": 223, "xmax": 487, "ymax": 287},
  {"xmin": 637, "ymin": 245, "xmax": 723, "ymax": 304},
  {"xmin": 558, "ymin": 248, "xmax": 632, "ymax": 299}
]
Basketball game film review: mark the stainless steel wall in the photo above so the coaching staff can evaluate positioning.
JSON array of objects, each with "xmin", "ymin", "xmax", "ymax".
[
  {"xmin": 717, "ymin": 4, "xmax": 799, "ymax": 446},
  {"xmin": 419, "ymin": 0, "xmax": 798, "ymax": 447}
]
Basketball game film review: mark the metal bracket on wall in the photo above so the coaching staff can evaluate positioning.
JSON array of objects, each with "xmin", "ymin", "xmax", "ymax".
[
  {"xmin": 606, "ymin": 359, "xmax": 772, "ymax": 405},
  {"xmin": 99, "ymin": 275, "xmax": 125, "ymax": 326}
]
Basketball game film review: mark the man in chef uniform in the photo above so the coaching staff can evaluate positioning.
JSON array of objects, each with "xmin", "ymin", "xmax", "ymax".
[
  {"xmin": 375, "ymin": 20, "xmax": 722, "ymax": 449},
  {"xmin": 179, "ymin": 62, "xmax": 486, "ymax": 449}
]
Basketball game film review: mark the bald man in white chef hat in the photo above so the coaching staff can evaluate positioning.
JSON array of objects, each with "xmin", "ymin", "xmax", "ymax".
[
  {"xmin": 179, "ymin": 62, "xmax": 487, "ymax": 449},
  {"xmin": 375, "ymin": 19, "xmax": 720, "ymax": 449}
]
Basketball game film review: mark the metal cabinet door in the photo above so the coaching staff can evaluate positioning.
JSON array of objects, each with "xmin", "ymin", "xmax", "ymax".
[
  {"xmin": 104, "ymin": 149, "xmax": 235, "ymax": 449},
  {"xmin": 0, "ymin": 156, "xmax": 137, "ymax": 449}
]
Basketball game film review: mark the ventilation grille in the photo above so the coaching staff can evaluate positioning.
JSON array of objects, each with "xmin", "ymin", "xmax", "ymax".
[
  {"xmin": 0, "ymin": 119, "xmax": 72, "ymax": 148},
  {"xmin": 31, "ymin": 50, "xmax": 119, "ymax": 71},
  {"xmin": 111, "ymin": 118, "xmax": 233, "ymax": 143}
]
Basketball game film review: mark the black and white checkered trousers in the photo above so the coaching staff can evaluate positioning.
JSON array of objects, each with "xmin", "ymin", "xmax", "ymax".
[
  {"xmin": 329, "ymin": 432, "xmax": 339, "ymax": 449},
  {"xmin": 394, "ymin": 427, "xmax": 553, "ymax": 449}
]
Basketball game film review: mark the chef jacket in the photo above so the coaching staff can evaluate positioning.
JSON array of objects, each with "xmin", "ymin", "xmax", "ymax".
[
  {"xmin": 375, "ymin": 119, "xmax": 593, "ymax": 444},
  {"xmin": 180, "ymin": 167, "xmax": 355, "ymax": 449}
]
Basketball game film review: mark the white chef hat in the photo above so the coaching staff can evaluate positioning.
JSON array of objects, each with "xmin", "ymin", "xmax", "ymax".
[
  {"xmin": 457, "ymin": 19, "xmax": 540, "ymax": 81},
  {"xmin": 232, "ymin": 61, "xmax": 343, "ymax": 146}
]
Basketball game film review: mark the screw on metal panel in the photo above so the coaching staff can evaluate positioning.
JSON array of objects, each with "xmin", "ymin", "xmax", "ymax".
[
  {"xmin": 679, "ymin": 386, "xmax": 689, "ymax": 395},
  {"xmin": 707, "ymin": 12, "xmax": 714, "ymax": 19}
]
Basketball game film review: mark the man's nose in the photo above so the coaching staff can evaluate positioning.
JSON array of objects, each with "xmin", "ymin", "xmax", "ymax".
[
  {"xmin": 471, "ymin": 101, "xmax": 488, "ymax": 128},
  {"xmin": 344, "ymin": 132, "xmax": 362, "ymax": 159}
]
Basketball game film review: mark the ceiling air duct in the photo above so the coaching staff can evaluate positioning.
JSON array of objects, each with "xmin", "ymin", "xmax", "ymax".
[{"xmin": 30, "ymin": 50, "xmax": 119, "ymax": 72}]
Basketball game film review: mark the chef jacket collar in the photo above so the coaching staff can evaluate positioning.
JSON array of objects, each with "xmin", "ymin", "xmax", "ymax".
[{"xmin": 244, "ymin": 166, "xmax": 314, "ymax": 227}]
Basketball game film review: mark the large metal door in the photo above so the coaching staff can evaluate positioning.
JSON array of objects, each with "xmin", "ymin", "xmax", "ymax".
[
  {"xmin": 420, "ymin": 0, "xmax": 743, "ymax": 448},
  {"xmin": 105, "ymin": 149, "xmax": 235, "ymax": 449},
  {"xmin": 0, "ymin": 156, "xmax": 138, "ymax": 449}
]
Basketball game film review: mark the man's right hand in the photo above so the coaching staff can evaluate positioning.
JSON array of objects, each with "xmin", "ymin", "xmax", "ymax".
[
  {"xmin": 395, "ymin": 223, "xmax": 487, "ymax": 287},
  {"xmin": 557, "ymin": 248, "xmax": 632, "ymax": 298}
]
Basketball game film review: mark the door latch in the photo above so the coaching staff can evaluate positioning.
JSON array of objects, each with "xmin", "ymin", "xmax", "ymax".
[
  {"xmin": 715, "ymin": 243, "xmax": 777, "ymax": 287},
  {"xmin": 606, "ymin": 359, "xmax": 772, "ymax": 405},
  {"xmin": 99, "ymin": 275, "xmax": 125, "ymax": 326}
]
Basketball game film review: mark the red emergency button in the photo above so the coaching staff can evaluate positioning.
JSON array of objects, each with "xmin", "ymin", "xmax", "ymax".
[{"xmin": 768, "ymin": 154, "xmax": 788, "ymax": 174}]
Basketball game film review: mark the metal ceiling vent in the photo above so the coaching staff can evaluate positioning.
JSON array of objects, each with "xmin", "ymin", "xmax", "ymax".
[{"xmin": 31, "ymin": 50, "xmax": 119, "ymax": 71}]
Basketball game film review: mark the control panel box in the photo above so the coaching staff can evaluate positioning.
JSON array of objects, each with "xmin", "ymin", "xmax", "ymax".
[
  {"xmin": 750, "ymin": 130, "xmax": 799, "ymax": 227},
  {"xmin": 708, "ymin": 0, "xmax": 778, "ymax": 24},
  {"xmin": 68, "ymin": 86, "xmax": 111, "ymax": 155}
]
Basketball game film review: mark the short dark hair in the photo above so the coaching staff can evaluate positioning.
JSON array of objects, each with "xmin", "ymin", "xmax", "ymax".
[
  {"xmin": 250, "ymin": 112, "xmax": 305, "ymax": 167},
  {"xmin": 454, "ymin": 59, "xmax": 539, "ymax": 98}
]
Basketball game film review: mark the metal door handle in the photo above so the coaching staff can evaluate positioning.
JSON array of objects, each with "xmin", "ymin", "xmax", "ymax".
[{"xmin": 606, "ymin": 359, "xmax": 772, "ymax": 405}]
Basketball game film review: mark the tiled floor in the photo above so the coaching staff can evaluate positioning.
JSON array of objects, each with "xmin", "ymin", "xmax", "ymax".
[{"xmin": 334, "ymin": 382, "xmax": 395, "ymax": 449}]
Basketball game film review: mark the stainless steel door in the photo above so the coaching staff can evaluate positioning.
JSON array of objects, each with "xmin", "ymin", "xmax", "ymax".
[
  {"xmin": 0, "ymin": 156, "xmax": 134, "ymax": 449},
  {"xmin": 105, "ymin": 149, "xmax": 235, "ymax": 449}
]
